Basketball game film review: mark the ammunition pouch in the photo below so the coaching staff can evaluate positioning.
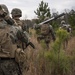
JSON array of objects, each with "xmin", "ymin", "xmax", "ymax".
[{"xmin": 15, "ymin": 48, "xmax": 25, "ymax": 63}]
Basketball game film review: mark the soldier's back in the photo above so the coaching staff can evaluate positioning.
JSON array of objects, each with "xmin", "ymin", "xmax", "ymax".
[
  {"xmin": 0, "ymin": 20, "xmax": 22, "ymax": 75},
  {"xmin": 41, "ymin": 24, "xmax": 50, "ymax": 35}
]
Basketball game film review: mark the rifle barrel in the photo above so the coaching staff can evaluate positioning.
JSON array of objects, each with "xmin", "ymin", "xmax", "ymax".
[{"xmin": 38, "ymin": 13, "xmax": 65, "ymax": 25}]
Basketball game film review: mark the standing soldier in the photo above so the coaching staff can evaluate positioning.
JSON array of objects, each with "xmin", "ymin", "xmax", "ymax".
[
  {"xmin": 11, "ymin": 8, "xmax": 25, "ymax": 50},
  {"xmin": 60, "ymin": 20, "xmax": 72, "ymax": 49},
  {"xmin": 36, "ymin": 17, "xmax": 56, "ymax": 50},
  {"xmin": 11, "ymin": 8, "xmax": 29, "ymax": 32},
  {"xmin": 11, "ymin": 8, "xmax": 35, "ymax": 50},
  {"xmin": 0, "ymin": 4, "xmax": 23, "ymax": 75},
  {"xmin": 11, "ymin": 8, "xmax": 35, "ymax": 73},
  {"xmin": 60, "ymin": 20, "xmax": 71, "ymax": 34}
]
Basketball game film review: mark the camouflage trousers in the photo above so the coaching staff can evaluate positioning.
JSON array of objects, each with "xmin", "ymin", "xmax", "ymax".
[
  {"xmin": 0, "ymin": 58, "xmax": 22, "ymax": 75},
  {"xmin": 37, "ymin": 35, "xmax": 50, "ymax": 50},
  {"xmin": 63, "ymin": 38, "xmax": 68, "ymax": 50}
]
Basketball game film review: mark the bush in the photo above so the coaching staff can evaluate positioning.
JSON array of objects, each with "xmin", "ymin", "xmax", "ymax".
[{"xmin": 44, "ymin": 29, "xmax": 71, "ymax": 75}]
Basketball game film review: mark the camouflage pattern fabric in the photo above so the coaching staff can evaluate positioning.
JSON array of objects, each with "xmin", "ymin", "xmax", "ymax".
[
  {"xmin": 11, "ymin": 8, "xmax": 22, "ymax": 18},
  {"xmin": 41, "ymin": 24, "xmax": 50, "ymax": 35},
  {"xmin": 37, "ymin": 24, "xmax": 56, "ymax": 50},
  {"xmin": 14, "ymin": 19, "xmax": 23, "ymax": 27},
  {"xmin": 37, "ymin": 34, "xmax": 51, "ymax": 50},
  {"xmin": 0, "ymin": 58, "xmax": 22, "ymax": 75},
  {"xmin": 37, "ymin": 24, "xmax": 55, "ymax": 42},
  {"xmin": 0, "ymin": 4, "xmax": 22, "ymax": 75},
  {"xmin": 59, "ymin": 23, "xmax": 71, "ymax": 50}
]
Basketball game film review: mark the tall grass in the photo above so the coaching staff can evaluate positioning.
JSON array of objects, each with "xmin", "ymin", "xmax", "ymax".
[{"xmin": 21, "ymin": 29, "xmax": 75, "ymax": 75}]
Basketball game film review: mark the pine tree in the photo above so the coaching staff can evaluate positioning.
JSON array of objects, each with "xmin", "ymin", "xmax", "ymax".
[{"xmin": 34, "ymin": 1, "xmax": 51, "ymax": 23}]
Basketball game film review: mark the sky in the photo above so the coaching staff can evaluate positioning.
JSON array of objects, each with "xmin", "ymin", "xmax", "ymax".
[{"xmin": 0, "ymin": 0, "xmax": 75, "ymax": 19}]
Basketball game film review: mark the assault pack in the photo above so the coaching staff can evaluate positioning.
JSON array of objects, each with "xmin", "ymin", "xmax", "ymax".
[
  {"xmin": 0, "ymin": 21, "xmax": 17, "ymax": 58},
  {"xmin": 41, "ymin": 24, "xmax": 50, "ymax": 35}
]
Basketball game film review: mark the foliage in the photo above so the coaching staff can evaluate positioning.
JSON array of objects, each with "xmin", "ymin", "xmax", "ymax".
[
  {"xmin": 56, "ymin": 29, "xmax": 69, "ymax": 42},
  {"xmin": 22, "ymin": 29, "xmax": 75, "ymax": 75},
  {"xmin": 68, "ymin": 9, "xmax": 75, "ymax": 36},
  {"xmin": 52, "ymin": 29, "xmax": 69, "ymax": 52},
  {"xmin": 45, "ymin": 50, "xmax": 71, "ymax": 75},
  {"xmin": 51, "ymin": 20, "xmax": 59, "ymax": 30},
  {"xmin": 34, "ymin": 0, "xmax": 51, "ymax": 23},
  {"xmin": 68, "ymin": 9, "xmax": 75, "ymax": 28},
  {"xmin": 44, "ymin": 29, "xmax": 71, "ymax": 75},
  {"xmin": 51, "ymin": 12, "xmax": 60, "ymax": 30}
]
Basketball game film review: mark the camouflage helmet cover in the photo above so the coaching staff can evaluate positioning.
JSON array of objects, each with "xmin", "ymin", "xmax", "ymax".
[
  {"xmin": 61, "ymin": 20, "xmax": 66, "ymax": 24},
  {"xmin": 11, "ymin": 8, "xmax": 22, "ymax": 18},
  {"xmin": 0, "ymin": 4, "xmax": 9, "ymax": 15}
]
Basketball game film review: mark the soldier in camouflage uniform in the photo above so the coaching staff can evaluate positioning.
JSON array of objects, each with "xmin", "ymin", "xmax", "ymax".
[
  {"xmin": 11, "ymin": 8, "xmax": 29, "ymax": 32},
  {"xmin": 11, "ymin": 8, "xmax": 35, "ymax": 73},
  {"xmin": 36, "ymin": 18, "xmax": 56, "ymax": 50},
  {"xmin": 11, "ymin": 8, "xmax": 25, "ymax": 50},
  {"xmin": 0, "ymin": 4, "xmax": 23, "ymax": 75},
  {"xmin": 11, "ymin": 8, "xmax": 35, "ymax": 50},
  {"xmin": 60, "ymin": 20, "xmax": 71, "ymax": 33},
  {"xmin": 59, "ymin": 20, "xmax": 72, "ymax": 49}
]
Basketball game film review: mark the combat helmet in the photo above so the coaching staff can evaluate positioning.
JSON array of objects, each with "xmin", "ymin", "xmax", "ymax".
[
  {"xmin": 11, "ymin": 8, "xmax": 22, "ymax": 18},
  {"xmin": 0, "ymin": 4, "xmax": 9, "ymax": 16},
  {"xmin": 61, "ymin": 20, "xmax": 66, "ymax": 24},
  {"xmin": 0, "ymin": 4, "xmax": 9, "ymax": 14}
]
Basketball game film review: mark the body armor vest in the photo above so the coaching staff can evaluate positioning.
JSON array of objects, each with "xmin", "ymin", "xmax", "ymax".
[{"xmin": 0, "ymin": 20, "xmax": 17, "ymax": 58}]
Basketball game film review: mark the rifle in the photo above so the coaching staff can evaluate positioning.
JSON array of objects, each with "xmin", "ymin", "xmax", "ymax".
[
  {"xmin": 17, "ymin": 30, "xmax": 35, "ymax": 50},
  {"xmin": 34, "ymin": 13, "xmax": 65, "ymax": 29}
]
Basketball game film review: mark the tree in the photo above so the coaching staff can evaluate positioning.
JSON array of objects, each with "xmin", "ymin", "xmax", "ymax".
[
  {"xmin": 51, "ymin": 10, "xmax": 60, "ymax": 30},
  {"xmin": 22, "ymin": 19, "xmax": 33, "ymax": 33},
  {"xmin": 68, "ymin": 9, "xmax": 75, "ymax": 28},
  {"xmin": 34, "ymin": 1, "xmax": 51, "ymax": 23},
  {"xmin": 68, "ymin": 9, "xmax": 75, "ymax": 35}
]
